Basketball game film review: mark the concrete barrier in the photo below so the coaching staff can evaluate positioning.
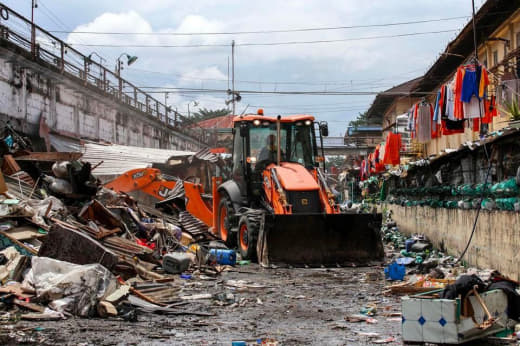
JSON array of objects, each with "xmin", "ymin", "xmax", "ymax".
[{"xmin": 388, "ymin": 205, "xmax": 520, "ymax": 281}]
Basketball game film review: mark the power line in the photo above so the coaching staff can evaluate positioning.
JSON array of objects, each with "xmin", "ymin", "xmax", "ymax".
[
  {"xmin": 67, "ymin": 29, "xmax": 459, "ymax": 48},
  {"xmin": 128, "ymin": 86, "xmax": 436, "ymax": 96},
  {"xmin": 38, "ymin": 1, "xmax": 71, "ymax": 33},
  {"xmin": 52, "ymin": 16, "xmax": 468, "ymax": 36},
  {"xmin": 125, "ymin": 65, "xmax": 424, "ymax": 86}
]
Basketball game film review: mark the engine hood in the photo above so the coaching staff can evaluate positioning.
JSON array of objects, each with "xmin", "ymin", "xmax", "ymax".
[{"xmin": 269, "ymin": 162, "xmax": 319, "ymax": 191}]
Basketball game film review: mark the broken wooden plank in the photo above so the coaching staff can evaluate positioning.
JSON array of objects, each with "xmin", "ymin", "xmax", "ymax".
[
  {"xmin": 0, "ymin": 171, "xmax": 6, "ymax": 194},
  {"xmin": 105, "ymin": 285, "xmax": 131, "ymax": 303},
  {"xmin": 97, "ymin": 301, "xmax": 118, "ymax": 317},
  {"xmin": 6, "ymin": 226, "xmax": 45, "ymax": 241},
  {"xmin": 21, "ymin": 313, "xmax": 64, "ymax": 321},
  {"xmin": 2, "ymin": 155, "xmax": 21, "ymax": 175},
  {"xmin": 14, "ymin": 299, "xmax": 45, "ymax": 313},
  {"xmin": 0, "ymin": 282, "xmax": 35, "ymax": 298},
  {"xmin": 127, "ymin": 295, "xmax": 215, "ymax": 316},
  {"xmin": 14, "ymin": 152, "xmax": 83, "ymax": 162},
  {"xmin": 0, "ymin": 231, "xmax": 37, "ymax": 255}
]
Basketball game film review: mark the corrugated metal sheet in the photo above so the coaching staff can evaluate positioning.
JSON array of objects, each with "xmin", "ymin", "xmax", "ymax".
[
  {"xmin": 50, "ymin": 134, "xmax": 194, "ymax": 177},
  {"xmin": 81, "ymin": 143, "xmax": 194, "ymax": 176}
]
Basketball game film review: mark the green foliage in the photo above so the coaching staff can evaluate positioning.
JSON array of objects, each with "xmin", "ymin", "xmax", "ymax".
[
  {"xmin": 177, "ymin": 107, "xmax": 231, "ymax": 127},
  {"xmin": 505, "ymin": 100, "xmax": 520, "ymax": 121},
  {"xmin": 348, "ymin": 111, "xmax": 381, "ymax": 128},
  {"xmin": 348, "ymin": 111, "xmax": 370, "ymax": 128},
  {"xmin": 191, "ymin": 108, "xmax": 231, "ymax": 122}
]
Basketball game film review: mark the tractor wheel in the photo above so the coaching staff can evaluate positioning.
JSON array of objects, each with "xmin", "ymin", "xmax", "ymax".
[
  {"xmin": 217, "ymin": 196, "xmax": 236, "ymax": 248},
  {"xmin": 238, "ymin": 215, "xmax": 259, "ymax": 260}
]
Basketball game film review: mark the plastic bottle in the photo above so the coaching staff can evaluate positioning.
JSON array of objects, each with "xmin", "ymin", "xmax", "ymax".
[
  {"xmin": 209, "ymin": 249, "xmax": 236, "ymax": 266},
  {"xmin": 51, "ymin": 161, "xmax": 69, "ymax": 178},
  {"xmin": 43, "ymin": 175, "xmax": 73, "ymax": 194}
]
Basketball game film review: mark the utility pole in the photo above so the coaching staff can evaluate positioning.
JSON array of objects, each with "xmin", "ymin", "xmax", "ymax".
[
  {"xmin": 164, "ymin": 92, "xmax": 169, "ymax": 123},
  {"xmin": 231, "ymin": 40, "xmax": 235, "ymax": 115},
  {"xmin": 31, "ymin": 0, "xmax": 37, "ymax": 58},
  {"xmin": 227, "ymin": 56, "xmax": 230, "ymax": 90}
]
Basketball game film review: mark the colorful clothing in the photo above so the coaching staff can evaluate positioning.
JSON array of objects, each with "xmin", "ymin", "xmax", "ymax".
[{"xmin": 382, "ymin": 132, "xmax": 402, "ymax": 166}]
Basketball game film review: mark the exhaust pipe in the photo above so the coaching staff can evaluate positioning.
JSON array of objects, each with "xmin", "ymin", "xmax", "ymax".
[{"xmin": 276, "ymin": 115, "xmax": 281, "ymax": 166}]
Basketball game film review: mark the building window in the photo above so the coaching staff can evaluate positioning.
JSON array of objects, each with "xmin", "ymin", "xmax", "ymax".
[{"xmin": 493, "ymin": 50, "xmax": 498, "ymax": 66}]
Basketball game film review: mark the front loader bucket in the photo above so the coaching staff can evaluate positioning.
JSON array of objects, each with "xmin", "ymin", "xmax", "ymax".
[{"xmin": 256, "ymin": 213, "xmax": 384, "ymax": 267}]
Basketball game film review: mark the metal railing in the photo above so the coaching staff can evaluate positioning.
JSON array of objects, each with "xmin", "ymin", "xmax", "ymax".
[
  {"xmin": 0, "ymin": 3, "xmax": 208, "ymax": 144},
  {"xmin": 343, "ymin": 136, "xmax": 380, "ymax": 148}
]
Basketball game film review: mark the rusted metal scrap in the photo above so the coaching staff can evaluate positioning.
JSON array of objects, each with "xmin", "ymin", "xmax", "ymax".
[{"xmin": 38, "ymin": 223, "xmax": 119, "ymax": 270}]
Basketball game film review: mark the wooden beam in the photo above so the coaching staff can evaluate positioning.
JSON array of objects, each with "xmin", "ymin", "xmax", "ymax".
[{"xmin": 14, "ymin": 152, "xmax": 83, "ymax": 162}]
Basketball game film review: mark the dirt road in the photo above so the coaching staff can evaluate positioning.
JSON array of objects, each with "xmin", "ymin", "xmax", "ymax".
[{"xmin": 1, "ymin": 265, "xmax": 402, "ymax": 345}]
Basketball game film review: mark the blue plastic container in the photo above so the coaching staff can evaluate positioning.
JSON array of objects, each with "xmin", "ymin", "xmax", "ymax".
[
  {"xmin": 384, "ymin": 262, "xmax": 405, "ymax": 281},
  {"xmin": 209, "ymin": 249, "xmax": 237, "ymax": 266},
  {"xmin": 405, "ymin": 238, "xmax": 415, "ymax": 252},
  {"xmin": 231, "ymin": 342, "xmax": 247, "ymax": 346}
]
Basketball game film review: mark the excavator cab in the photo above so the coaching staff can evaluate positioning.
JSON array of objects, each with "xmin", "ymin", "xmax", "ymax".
[
  {"xmin": 215, "ymin": 111, "xmax": 384, "ymax": 267},
  {"xmin": 237, "ymin": 116, "xmax": 318, "ymax": 200}
]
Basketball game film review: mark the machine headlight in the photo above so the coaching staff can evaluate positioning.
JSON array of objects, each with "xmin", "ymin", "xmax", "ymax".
[
  {"xmin": 253, "ymin": 119, "xmax": 261, "ymax": 126},
  {"xmin": 305, "ymin": 120, "xmax": 312, "ymax": 126}
]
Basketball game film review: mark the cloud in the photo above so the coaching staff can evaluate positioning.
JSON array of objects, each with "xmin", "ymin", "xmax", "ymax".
[
  {"xmin": 179, "ymin": 66, "xmax": 228, "ymax": 84},
  {"xmin": 60, "ymin": 0, "xmax": 475, "ymax": 125}
]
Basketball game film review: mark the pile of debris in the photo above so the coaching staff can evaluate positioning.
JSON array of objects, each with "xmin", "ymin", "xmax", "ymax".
[
  {"xmin": 0, "ymin": 135, "xmax": 236, "ymax": 322},
  {"xmin": 381, "ymin": 210, "xmax": 520, "ymax": 344},
  {"xmin": 381, "ymin": 210, "xmax": 460, "ymax": 284}
]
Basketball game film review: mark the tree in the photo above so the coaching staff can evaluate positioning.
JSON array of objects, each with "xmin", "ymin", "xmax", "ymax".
[
  {"xmin": 191, "ymin": 108, "xmax": 231, "ymax": 122},
  {"xmin": 348, "ymin": 111, "xmax": 369, "ymax": 128}
]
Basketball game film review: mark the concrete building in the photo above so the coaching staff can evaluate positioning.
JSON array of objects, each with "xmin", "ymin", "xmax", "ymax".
[
  {"xmin": 370, "ymin": 0, "xmax": 520, "ymax": 281},
  {"xmin": 366, "ymin": 1, "xmax": 520, "ymax": 158},
  {"xmin": 0, "ymin": 4, "xmax": 205, "ymax": 152}
]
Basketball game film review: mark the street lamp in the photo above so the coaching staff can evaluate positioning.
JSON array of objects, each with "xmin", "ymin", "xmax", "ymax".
[
  {"xmin": 187, "ymin": 100, "xmax": 199, "ymax": 117},
  {"xmin": 115, "ymin": 53, "xmax": 138, "ymax": 76},
  {"xmin": 87, "ymin": 52, "xmax": 106, "ymax": 79},
  {"xmin": 88, "ymin": 52, "xmax": 106, "ymax": 66}
]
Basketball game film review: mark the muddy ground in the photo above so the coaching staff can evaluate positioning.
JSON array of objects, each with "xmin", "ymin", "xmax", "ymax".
[{"xmin": 0, "ymin": 264, "xmax": 406, "ymax": 345}]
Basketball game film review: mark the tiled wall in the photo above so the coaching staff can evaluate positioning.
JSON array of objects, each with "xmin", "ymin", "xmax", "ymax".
[{"xmin": 402, "ymin": 290, "xmax": 508, "ymax": 344}]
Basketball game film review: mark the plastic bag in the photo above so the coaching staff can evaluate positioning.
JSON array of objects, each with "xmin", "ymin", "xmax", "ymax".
[
  {"xmin": 491, "ymin": 179, "xmax": 519, "ymax": 197},
  {"xmin": 23, "ymin": 257, "xmax": 116, "ymax": 317},
  {"xmin": 496, "ymin": 197, "xmax": 519, "ymax": 211},
  {"xmin": 481, "ymin": 198, "xmax": 495, "ymax": 211},
  {"xmin": 51, "ymin": 161, "xmax": 70, "ymax": 179},
  {"xmin": 461, "ymin": 184, "xmax": 476, "ymax": 196}
]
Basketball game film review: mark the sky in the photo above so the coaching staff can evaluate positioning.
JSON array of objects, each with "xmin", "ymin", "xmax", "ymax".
[{"xmin": 4, "ymin": 0, "xmax": 486, "ymax": 136}]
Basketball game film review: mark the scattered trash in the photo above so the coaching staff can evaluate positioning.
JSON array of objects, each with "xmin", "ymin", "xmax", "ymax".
[
  {"xmin": 360, "ymin": 303, "xmax": 377, "ymax": 316},
  {"xmin": 163, "ymin": 253, "xmax": 192, "ymax": 274},
  {"xmin": 345, "ymin": 314, "xmax": 378, "ymax": 324},
  {"xmin": 0, "ymin": 148, "xmax": 236, "ymax": 324},
  {"xmin": 384, "ymin": 262, "xmax": 405, "ymax": 281},
  {"xmin": 209, "ymin": 248, "xmax": 237, "ymax": 266},
  {"xmin": 373, "ymin": 336, "xmax": 395, "ymax": 344},
  {"xmin": 355, "ymin": 331, "xmax": 380, "ymax": 337}
]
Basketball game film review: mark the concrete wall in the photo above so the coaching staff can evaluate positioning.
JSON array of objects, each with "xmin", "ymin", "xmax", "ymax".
[
  {"xmin": 389, "ymin": 204, "xmax": 520, "ymax": 281},
  {"xmin": 0, "ymin": 48, "xmax": 202, "ymax": 151}
]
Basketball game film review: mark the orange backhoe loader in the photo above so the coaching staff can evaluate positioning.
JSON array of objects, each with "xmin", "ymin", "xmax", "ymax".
[
  {"xmin": 104, "ymin": 168, "xmax": 176, "ymax": 200},
  {"xmin": 105, "ymin": 111, "xmax": 384, "ymax": 267}
]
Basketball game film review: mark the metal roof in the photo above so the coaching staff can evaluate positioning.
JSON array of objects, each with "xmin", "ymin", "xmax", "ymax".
[
  {"xmin": 50, "ymin": 134, "xmax": 194, "ymax": 177},
  {"xmin": 366, "ymin": 77, "xmax": 422, "ymax": 119},
  {"xmin": 414, "ymin": 0, "xmax": 520, "ymax": 92}
]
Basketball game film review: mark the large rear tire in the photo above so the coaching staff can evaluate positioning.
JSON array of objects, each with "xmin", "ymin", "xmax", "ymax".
[
  {"xmin": 238, "ymin": 215, "xmax": 259, "ymax": 260},
  {"xmin": 217, "ymin": 196, "xmax": 236, "ymax": 248}
]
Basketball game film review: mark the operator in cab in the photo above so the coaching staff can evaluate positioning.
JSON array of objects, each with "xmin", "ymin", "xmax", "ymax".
[{"xmin": 258, "ymin": 134, "xmax": 278, "ymax": 163}]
